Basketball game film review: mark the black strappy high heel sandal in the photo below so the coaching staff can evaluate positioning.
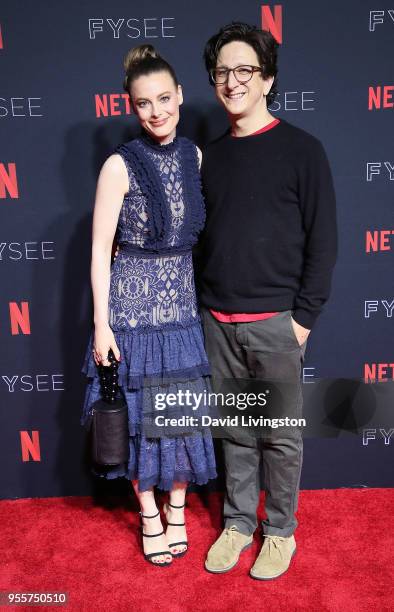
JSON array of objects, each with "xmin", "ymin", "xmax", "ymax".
[
  {"xmin": 140, "ymin": 510, "xmax": 173, "ymax": 566},
  {"xmin": 163, "ymin": 502, "xmax": 188, "ymax": 558}
]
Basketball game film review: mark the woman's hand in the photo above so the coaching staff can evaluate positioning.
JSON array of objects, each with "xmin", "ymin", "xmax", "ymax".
[{"xmin": 93, "ymin": 323, "xmax": 121, "ymax": 366}]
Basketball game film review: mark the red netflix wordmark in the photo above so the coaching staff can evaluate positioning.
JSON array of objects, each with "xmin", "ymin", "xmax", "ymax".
[
  {"xmin": 9, "ymin": 302, "xmax": 31, "ymax": 335},
  {"xmin": 261, "ymin": 5, "xmax": 282, "ymax": 44},
  {"xmin": 366, "ymin": 230, "xmax": 394, "ymax": 252},
  {"xmin": 95, "ymin": 94, "xmax": 132, "ymax": 118},
  {"xmin": 21, "ymin": 431, "xmax": 41, "ymax": 462},
  {"xmin": 364, "ymin": 363, "xmax": 394, "ymax": 382},
  {"xmin": 0, "ymin": 163, "xmax": 19, "ymax": 198},
  {"xmin": 368, "ymin": 86, "xmax": 394, "ymax": 110}
]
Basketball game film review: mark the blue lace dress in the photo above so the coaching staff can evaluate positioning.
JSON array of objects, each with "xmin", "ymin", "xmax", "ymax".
[{"xmin": 81, "ymin": 133, "xmax": 217, "ymax": 491}]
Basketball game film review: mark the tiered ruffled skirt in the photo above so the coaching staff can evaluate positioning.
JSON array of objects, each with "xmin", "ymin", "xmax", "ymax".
[{"xmin": 81, "ymin": 320, "xmax": 217, "ymax": 491}]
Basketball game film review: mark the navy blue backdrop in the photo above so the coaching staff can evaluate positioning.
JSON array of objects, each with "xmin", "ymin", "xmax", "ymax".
[{"xmin": 1, "ymin": 1, "xmax": 393, "ymax": 499}]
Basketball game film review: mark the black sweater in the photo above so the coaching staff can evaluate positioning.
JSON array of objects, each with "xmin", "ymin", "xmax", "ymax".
[{"xmin": 197, "ymin": 118, "xmax": 337, "ymax": 330}]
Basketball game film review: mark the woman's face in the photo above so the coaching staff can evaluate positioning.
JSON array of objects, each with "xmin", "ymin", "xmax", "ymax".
[{"xmin": 130, "ymin": 70, "xmax": 183, "ymax": 145}]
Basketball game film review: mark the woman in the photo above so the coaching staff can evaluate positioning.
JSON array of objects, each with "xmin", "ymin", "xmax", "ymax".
[{"xmin": 81, "ymin": 45, "xmax": 217, "ymax": 566}]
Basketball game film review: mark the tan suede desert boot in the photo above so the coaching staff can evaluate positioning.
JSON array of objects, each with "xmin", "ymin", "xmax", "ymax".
[
  {"xmin": 205, "ymin": 525, "xmax": 253, "ymax": 573},
  {"xmin": 250, "ymin": 534, "xmax": 296, "ymax": 580}
]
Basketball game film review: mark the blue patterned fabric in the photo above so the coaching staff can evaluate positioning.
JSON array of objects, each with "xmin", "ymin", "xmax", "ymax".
[
  {"xmin": 81, "ymin": 133, "xmax": 217, "ymax": 491},
  {"xmin": 115, "ymin": 135, "xmax": 205, "ymax": 250},
  {"xmin": 108, "ymin": 251, "xmax": 198, "ymax": 331}
]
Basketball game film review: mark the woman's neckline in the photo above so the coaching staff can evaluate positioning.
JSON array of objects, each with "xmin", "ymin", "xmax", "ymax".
[{"xmin": 140, "ymin": 130, "xmax": 179, "ymax": 152}]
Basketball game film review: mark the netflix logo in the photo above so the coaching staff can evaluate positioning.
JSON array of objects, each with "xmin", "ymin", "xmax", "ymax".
[
  {"xmin": 368, "ymin": 86, "xmax": 394, "ymax": 110},
  {"xmin": 8, "ymin": 302, "xmax": 31, "ymax": 335},
  {"xmin": 261, "ymin": 5, "xmax": 282, "ymax": 43},
  {"xmin": 365, "ymin": 231, "xmax": 394, "ymax": 253},
  {"xmin": 95, "ymin": 94, "xmax": 132, "ymax": 118},
  {"xmin": 364, "ymin": 363, "xmax": 394, "ymax": 382},
  {"xmin": 0, "ymin": 163, "xmax": 19, "ymax": 199},
  {"xmin": 21, "ymin": 431, "xmax": 41, "ymax": 462}
]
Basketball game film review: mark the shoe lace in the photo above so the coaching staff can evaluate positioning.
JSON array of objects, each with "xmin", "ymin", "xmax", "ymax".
[
  {"xmin": 264, "ymin": 534, "xmax": 286, "ymax": 559},
  {"xmin": 224, "ymin": 525, "xmax": 239, "ymax": 545}
]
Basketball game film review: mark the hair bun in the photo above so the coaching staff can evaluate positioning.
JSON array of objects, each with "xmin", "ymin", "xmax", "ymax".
[
  {"xmin": 122, "ymin": 44, "xmax": 178, "ymax": 94},
  {"xmin": 123, "ymin": 44, "xmax": 160, "ymax": 73}
]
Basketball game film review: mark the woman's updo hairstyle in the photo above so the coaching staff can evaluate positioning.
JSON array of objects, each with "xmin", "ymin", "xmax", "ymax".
[{"xmin": 123, "ymin": 44, "xmax": 179, "ymax": 94}]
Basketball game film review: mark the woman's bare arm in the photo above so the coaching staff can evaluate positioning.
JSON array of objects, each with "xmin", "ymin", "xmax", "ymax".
[{"xmin": 91, "ymin": 153, "xmax": 128, "ymax": 364}]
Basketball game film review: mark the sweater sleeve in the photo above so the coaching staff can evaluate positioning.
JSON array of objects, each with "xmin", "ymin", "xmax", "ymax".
[{"xmin": 292, "ymin": 139, "xmax": 337, "ymax": 329}]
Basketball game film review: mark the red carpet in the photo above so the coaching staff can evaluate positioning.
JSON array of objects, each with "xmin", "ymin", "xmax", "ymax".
[{"xmin": 1, "ymin": 489, "xmax": 393, "ymax": 612}]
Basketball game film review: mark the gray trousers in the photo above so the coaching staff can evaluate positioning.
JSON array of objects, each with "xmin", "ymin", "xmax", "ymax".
[{"xmin": 201, "ymin": 308, "xmax": 307, "ymax": 537}]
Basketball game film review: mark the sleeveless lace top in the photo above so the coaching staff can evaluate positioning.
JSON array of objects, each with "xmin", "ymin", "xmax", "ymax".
[
  {"xmin": 114, "ymin": 134, "xmax": 205, "ymax": 253},
  {"xmin": 108, "ymin": 134, "xmax": 206, "ymax": 332}
]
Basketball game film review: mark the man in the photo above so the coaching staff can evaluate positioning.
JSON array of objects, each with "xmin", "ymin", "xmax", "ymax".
[{"xmin": 198, "ymin": 22, "xmax": 337, "ymax": 580}]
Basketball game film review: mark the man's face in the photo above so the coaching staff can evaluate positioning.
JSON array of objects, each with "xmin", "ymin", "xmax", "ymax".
[{"xmin": 214, "ymin": 40, "xmax": 273, "ymax": 119}]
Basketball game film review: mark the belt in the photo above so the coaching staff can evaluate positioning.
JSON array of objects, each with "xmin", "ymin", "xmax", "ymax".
[{"xmin": 118, "ymin": 243, "xmax": 192, "ymax": 257}]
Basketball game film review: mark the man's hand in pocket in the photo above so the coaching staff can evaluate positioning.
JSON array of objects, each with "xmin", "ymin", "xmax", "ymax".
[{"xmin": 291, "ymin": 316, "xmax": 311, "ymax": 346}]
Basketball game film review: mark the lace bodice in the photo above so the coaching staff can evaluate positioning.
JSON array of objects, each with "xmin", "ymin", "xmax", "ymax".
[
  {"xmin": 114, "ymin": 134, "xmax": 205, "ymax": 252},
  {"xmin": 108, "ymin": 134, "xmax": 205, "ymax": 332}
]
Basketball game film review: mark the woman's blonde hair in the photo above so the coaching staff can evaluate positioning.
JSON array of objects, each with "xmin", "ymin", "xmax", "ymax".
[{"xmin": 123, "ymin": 44, "xmax": 178, "ymax": 94}]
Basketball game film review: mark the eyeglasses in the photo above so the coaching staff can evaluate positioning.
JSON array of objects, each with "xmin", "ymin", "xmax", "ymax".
[{"xmin": 210, "ymin": 65, "xmax": 264, "ymax": 85}]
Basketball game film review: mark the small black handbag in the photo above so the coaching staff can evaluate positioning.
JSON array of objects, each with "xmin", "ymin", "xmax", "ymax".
[{"xmin": 90, "ymin": 349, "xmax": 129, "ymax": 466}]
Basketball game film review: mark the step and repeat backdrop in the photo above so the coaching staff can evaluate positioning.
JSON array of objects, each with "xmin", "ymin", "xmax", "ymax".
[{"xmin": 1, "ymin": 1, "xmax": 393, "ymax": 499}]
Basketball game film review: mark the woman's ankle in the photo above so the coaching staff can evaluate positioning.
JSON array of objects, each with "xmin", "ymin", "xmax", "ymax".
[
  {"xmin": 140, "ymin": 506, "xmax": 159, "ymax": 518},
  {"xmin": 168, "ymin": 482, "xmax": 187, "ymax": 509}
]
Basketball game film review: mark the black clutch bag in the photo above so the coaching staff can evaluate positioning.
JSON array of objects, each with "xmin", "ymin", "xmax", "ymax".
[{"xmin": 90, "ymin": 349, "xmax": 129, "ymax": 466}]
